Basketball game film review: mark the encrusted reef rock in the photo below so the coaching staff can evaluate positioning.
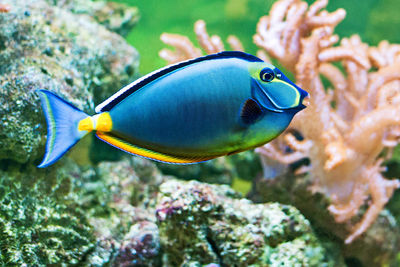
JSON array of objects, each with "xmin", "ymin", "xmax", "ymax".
[
  {"xmin": 0, "ymin": 160, "xmax": 95, "ymax": 265},
  {"xmin": 156, "ymin": 179, "xmax": 344, "ymax": 266},
  {"xmin": 80, "ymin": 158, "xmax": 166, "ymax": 266},
  {"xmin": 0, "ymin": 0, "xmax": 144, "ymax": 265},
  {"xmin": 0, "ymin": 0, "xmax": 139, "ymax": 163},
  {"xmin": 48, "ymin": 0, "xmax": 140, "ymax": 37},
  {"xmin": 0, "ymin": 156, "xmax": 165, "ymax": 265}
]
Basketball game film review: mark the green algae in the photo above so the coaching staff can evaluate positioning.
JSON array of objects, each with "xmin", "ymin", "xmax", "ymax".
[{"xmin": 0, "ymin": 161, "xmax": 95, "ymax": 265}]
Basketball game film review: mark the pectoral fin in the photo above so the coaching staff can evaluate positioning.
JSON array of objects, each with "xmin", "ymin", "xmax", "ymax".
[{"xmin": 240, "ymin": 99, "xmax": 263, "ymax": 125}]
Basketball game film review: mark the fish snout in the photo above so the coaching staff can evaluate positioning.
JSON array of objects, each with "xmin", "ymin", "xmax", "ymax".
[{"xmin": 302, "ymin": 94, "xmax": 310, "ymax": 108}]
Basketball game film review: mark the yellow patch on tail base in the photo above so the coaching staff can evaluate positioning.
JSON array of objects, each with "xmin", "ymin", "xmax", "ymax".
[
  {"xmin": 78, "ymin": 112, "xmax": 112, "ymax": 132},
  {"xmin": 78, "ymin": 117, "xmax": 93, "ymax": 132},
  {"xmin": 96, "ymin": 112, "xmax": 112, "ymax": 132},
  {"xmin": 96, "ymin": 132, "xmax": 214, "ymax": 164}
]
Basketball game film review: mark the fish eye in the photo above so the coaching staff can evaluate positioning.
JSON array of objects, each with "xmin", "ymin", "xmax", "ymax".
[{"xmin": 260, "ymin": 68, "xmax": 275, "ymax": 82}]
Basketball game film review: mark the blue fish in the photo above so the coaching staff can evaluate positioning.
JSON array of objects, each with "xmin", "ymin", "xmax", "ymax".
[{"xmin": 36, "ymin": 51, "xmax": 308, "ymax": 167}]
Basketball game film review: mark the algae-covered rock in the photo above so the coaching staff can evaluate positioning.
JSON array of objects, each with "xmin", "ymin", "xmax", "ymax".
[
  {"xmin": 0, "ymin": 156, "xmax": 165, "ymax": 265},
  {"xmin": 0, "ymin": 160, "xmax": 95, "ymax": 265},
  {"xmin": 80, "ymin": 158, "xmax": 166, "ymax": 266},
  {"xmin": 48, "ymin": 0, "xmax": 140, "ymax": 36},
  {"xmin": 0, "ymin": 0, "xmax": 139, "ymax": 163},
  {"xmin": 0, "ymin": 0, "xmax": 148, "ymax": 265},
  {"xmin": 156, "ymin": 179, "xmax": 343, "ymax": 266}
]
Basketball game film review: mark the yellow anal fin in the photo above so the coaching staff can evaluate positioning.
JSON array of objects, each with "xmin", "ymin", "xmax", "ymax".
[{"xmin": 96, "ymin": 132, "xmax": 215, "ymax": 164}]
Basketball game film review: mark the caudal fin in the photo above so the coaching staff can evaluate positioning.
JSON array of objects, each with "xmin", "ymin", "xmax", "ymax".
[{"xmin": 36, "ymin": 90, "xmax": 90, "ymax": 168}]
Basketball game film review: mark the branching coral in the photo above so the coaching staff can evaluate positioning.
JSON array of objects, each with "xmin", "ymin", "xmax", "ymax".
[
  {"xmin": 254, "ymin": 0, "xmax": 400, "ymax": 244},
  {"xmin": 0, "ymin": 3, "xmax": 10, "ymax": 13},
  {"xmin": 158, "ymin": 0, "xmax": 400, "ymax": 244},
  {"xmin": 159, "ymin": 20, "xmax": 245, "ymax": 64}
]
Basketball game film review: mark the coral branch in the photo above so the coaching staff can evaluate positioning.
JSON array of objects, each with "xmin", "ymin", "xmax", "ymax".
[
  {"xmin": 0, "ymin": 3, "xmax": 10, "ymax": 13},
  {"xmin": 227, "ymin": 35, "xmax": 244, "ymax": 51},
  {"xmin": 364, "ymin": 62, "xmax": 400, "ymax": 110},
  {"xmin": 195, "ymin": 20, "xmax": 224, "ymax": 54},
  {"xmin": 318, "ymin": 45, "xmax": 370, "ymax": 69},
  {"xmin": 345, "ymin": 166, "xmax": 400, "ymax": 244},
  {"xmin": 159, "ymin": 33, "xmax": 202, "ymax": 64},
  {"xmin": 255, "ymin": 144, "xmax": 306, "ymax": 165},
  {"xmin": 348, "ymin": 107, "xmax": 400, "ymax": 153}
]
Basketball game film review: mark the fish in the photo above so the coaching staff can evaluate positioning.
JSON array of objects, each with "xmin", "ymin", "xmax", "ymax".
[{"xmin": 36, "ymin": 51, "xmax": 309, "ymax": 168}]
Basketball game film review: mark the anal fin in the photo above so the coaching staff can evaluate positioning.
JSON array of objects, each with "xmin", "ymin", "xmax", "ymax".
[{"xmin": 96, "ymin": 132, "xmax": 215, "ymax": 164}]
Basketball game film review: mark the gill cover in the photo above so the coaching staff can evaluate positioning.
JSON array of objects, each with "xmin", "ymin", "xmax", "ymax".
[{"xmin": 249, "ymin": 63, "xmax": 308, "ymax": 111}]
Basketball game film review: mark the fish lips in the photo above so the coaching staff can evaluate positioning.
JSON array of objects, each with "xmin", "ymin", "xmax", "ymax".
[{"xmin": 251, "ymin": 79, "xmax": 309, "ymax": 113}]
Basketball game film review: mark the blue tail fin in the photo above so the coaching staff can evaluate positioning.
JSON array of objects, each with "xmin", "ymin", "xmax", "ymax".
[{"xmin": 36, "ymin": 90, "xmax": 90, "ymax": 168}]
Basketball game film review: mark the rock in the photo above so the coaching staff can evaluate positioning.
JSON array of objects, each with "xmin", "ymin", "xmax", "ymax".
[
  {"xmin": 248, "ymin": 171, "xmax": 400, "ymax": 267},
  {"xmin": 156, "ymin": 179, "xmax": 343, "ymax": 266},
  {"xmin": 0, "ymin": 159, "xmax": 95, "ymax": 265},
  {"xmin": 114, "ymin": 221, "xmax": 161, "ymax": 266},
  {"xmin": 48, "ymin": 0, "xmax": 140, "ymax": 36},
  {"xmin": 81, "ymin": 158, "xmax": 166, "ymax": 266},
  {"xmin": 0, "ymin": 0, "xmax": 152, "ymax": 265},
  {"xmin": 0, "ymin": 0, "xmax": 139, "ymax": 163}
]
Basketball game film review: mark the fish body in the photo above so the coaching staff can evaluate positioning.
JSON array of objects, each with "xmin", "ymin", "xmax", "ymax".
[{"xmin": 37, "ymin": 52, "xmax": 308, "ymax": 167}]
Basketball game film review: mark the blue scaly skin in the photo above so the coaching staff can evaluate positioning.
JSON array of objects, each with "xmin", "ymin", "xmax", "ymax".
[{"xmin": 37, "ymin": 52, "xmax": 308, "ymax": 167}]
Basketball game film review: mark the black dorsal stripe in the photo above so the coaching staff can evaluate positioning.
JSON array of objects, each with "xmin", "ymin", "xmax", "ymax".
[{"xmin": 96, "ymin": 51, "xmax": 263, "ymax": 112}]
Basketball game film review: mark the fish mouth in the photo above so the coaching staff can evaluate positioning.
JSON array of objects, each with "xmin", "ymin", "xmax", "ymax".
[{"xmin": 299, "ymin": 94, "xmax": 310, "ymax": 110}]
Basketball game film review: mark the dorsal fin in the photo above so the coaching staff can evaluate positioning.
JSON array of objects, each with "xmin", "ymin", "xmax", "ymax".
[{"xmin": 95, "ymin": 51, "xmax": 263, "ymax": 113}]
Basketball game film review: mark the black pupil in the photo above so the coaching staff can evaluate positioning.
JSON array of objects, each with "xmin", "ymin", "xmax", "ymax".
[{"xmin": 260, "ymin": 68, "xmax": 274, "ymax": 82}]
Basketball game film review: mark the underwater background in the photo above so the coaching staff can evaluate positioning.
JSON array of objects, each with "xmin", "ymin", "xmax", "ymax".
[
  {"xmin": 1, "ymin": 0, "xmax": 400, "ymax": 266},
  {"xmin": 117, "ymin": 0, "xmax": 400, "ymax": 73}
]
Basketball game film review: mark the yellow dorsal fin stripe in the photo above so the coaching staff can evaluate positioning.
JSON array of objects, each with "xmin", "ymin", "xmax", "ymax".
[{"xmin": 96, "ymin": 132, "xmax": 214, "ymax": 164}]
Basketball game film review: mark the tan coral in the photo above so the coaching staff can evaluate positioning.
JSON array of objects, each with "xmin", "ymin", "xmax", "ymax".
[
  {"xmin": 255, "ymin": 0, "xmax": 400, "ymax": 244},
  {"xmin": 159, "ymin": 33, "xmax": 202, "ymax": 64},
  {"xmin": 159, "ymin": 20, "xmax": 244, "ymax": 65},
  {"xmin": 0, "ymin": 3, "xmax": 10, "ymax": 13}
]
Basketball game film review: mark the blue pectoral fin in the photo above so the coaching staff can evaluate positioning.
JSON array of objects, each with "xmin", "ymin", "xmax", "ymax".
[{"xmin": 36, "ymin": 90, "xmax": 89, "ymax": 168}]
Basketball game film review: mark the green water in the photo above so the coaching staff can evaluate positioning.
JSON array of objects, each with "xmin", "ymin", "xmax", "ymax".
[{"xmin": 112, "ymin": 0, "xmax": 400, "ymax": 74}]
